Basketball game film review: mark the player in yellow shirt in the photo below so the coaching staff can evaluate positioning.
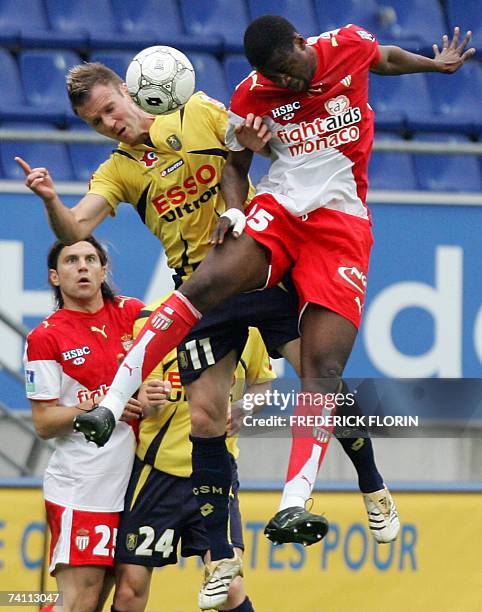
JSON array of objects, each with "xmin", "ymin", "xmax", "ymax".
[
  {"xmin": 18, "ymin": 61, "xmax": 397, "ymax": 610},
  {"xmin": 112, "ymin": 299, "xmax": 275, "ymax": 612}
]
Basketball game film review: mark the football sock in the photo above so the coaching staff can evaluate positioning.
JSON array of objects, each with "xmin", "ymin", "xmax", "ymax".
[
  {"xmin": 335, "ymin": 382, "xmax": 384, "ymax": 493},
  {"xmin": 226, "ymin": 596, "xmax": 255, "ymax": 611},
  {"xmin": 279, "ymin": 393, "xmax": 336, "ymax": 511},
  {"xmin": 101, "ymin": 291, "xmax": 201, "ymax": 419},
  {"xmin": 191, "ymin": 434, "xmax": 233, "ymax": 561}
]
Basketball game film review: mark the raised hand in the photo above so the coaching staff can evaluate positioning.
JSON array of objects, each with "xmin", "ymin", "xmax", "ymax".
[
  {"xmin": 15, "ymin": 156, "xmax": 57, "ymax": 201},
  {"xmin": 432, "ymin": 27, "xmax": 476, "ymax": 73}
]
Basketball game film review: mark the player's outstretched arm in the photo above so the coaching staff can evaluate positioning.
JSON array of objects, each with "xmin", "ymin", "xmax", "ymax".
[
  {"xmin": 372, "ymin": 27, "xmax": 476, "ymax": 76},
  {"xmin": 15, "ymin": 156, "xmax": 111, "ymax": 244}
]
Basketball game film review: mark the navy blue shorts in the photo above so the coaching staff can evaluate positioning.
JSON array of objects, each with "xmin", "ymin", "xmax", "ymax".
[
  {"xmin": 115, "ymin": 455, "xmax": 243, "ymax": 567},
  {"xmin": 177, "ymin": 283, "xmax": 299, "ymax": 385}
]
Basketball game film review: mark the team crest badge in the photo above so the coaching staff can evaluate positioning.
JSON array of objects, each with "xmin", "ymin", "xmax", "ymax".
[
  {"xmin": 121, "ymin": 333, "xmax": 134, "ymax": 352},
  {"xmin": 178, "ymin": 351, "xmax": 189, "ymax": 369},
  {"xmin": 75, "ymin": 528, "xmax": 90, "ymax": 551},
  {"xmin": 126, "ymin": 533, "xmax": 138, "ymax": 551},
  {"xmin": 151, "ymin": 312, "xmax": 173, "ymax": 331},
  {"xmin": 166, "ymin": 134, "xmax": 182, "ymax": 151}
]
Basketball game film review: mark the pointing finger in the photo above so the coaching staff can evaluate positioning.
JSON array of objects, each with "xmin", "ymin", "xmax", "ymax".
[{"xmin": 14, "ymin": 156, "xmax": 32, "ymax": 175}]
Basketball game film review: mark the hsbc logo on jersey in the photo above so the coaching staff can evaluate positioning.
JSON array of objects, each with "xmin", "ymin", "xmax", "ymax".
[
  {"xmin": 62, "ymin": 346, "xmax": 91, "ymax": 363},
  {"xmin": 271, "ymin": 101, "xmax": 301, "ymax": 120}
]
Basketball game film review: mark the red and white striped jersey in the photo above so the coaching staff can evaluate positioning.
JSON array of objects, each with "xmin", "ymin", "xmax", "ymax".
[
  {"xmin": 226, "ymin": 24, "xmax": 381, "ymax": 219},
  {"xmin": 24, "ymin": 296, "xmax": 143, "ymax": 512}
]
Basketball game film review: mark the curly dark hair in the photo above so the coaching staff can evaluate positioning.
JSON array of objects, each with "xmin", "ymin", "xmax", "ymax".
[{"xmin": 244, "ymin": 15, "xmax": 298, "ymax": 69}]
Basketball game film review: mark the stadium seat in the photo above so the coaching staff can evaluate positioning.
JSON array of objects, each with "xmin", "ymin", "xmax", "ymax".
[
  {"xmin": 0, "ymin": 123, "xmax": 74, "ymax": 181},
  {"xmin": 69, "ymin": 142, "xmax": 115, "ymax": 182},
  {"xmin": 313, "ymin": 0, "xmax": 404, "ymax": 45},
  {"xmin": 369, "ymin": 72, "xmax": 432, "ymax": 131},
  {"xmin": 189, "ymin": 53, "xmax": 229, "ymax": 107},
  {"xmin": 223, "ymin": 54, "xmax": 252, "ymax": 94},
  {"xmin": 377, "ymin": 0, "xmax": 447, "ymax": 47},
  {"xmin": 103, "ymin": 0, "xmax": 220, "ymax": 54},
  {"xmin": 44, "ymin": 0, "xmax": 116, "ymax": 48},
  {"xmin": 89, "ymin": 51, "xmax": 135, "ymax": 80},
  {"xmin": 0, "ymin": 0, "xmax": 48, "ymax": 46},
  {"xmin": 179, "ymin": 0, "xmax": 249, "ymax": 53},
  {"xmin": 368, "ymin": 133, "xmax": 417, "ymax": 190},
  {"xmin": 18, "ymin": 50, "xmax": 82, "ymax": 126},
  {"xmin": 412, "ymin": 133, "xmax": 482, "ymax": 192},
  {"xmin": 420, "ymin": 62, "xmax": 482, "ymax": 135},
  {"xmin": 247, "ymin": 0, "xmax": 319, "ymax": 38},
  {"xmin": 446, "ymin": 0, "xmax": 481, "ymax": 51}
]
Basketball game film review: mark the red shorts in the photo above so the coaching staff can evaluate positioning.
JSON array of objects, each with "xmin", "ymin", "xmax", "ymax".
[
  {"xmin": 244, "ymin": 194, "xmax": 373, "ymax": 329},
  {"xmin": 45, "ymin": 500, "xmax": 119, "ymax": 574}
]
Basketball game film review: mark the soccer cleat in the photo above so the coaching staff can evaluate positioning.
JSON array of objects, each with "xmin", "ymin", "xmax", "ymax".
[
  {"xmin": 363, "ymin": 485, "xmax": 400, "ymax": 543},
  {"xmin": 198, "ymin": 551, "xmax": 243, "ymax": 610},
  {"xmin": 264, "ymin": 506, "xmax": 329, "ymax": 546},
  {"xmin": 73, "ymin": 405, "xmax": 116, "ymax": 447}
]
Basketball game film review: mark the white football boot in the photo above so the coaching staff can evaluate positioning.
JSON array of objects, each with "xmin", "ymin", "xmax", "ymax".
[
  {"xmin": 198, "ymin": 550, "xmax": 243, "ymax": 610},
  {"xmin": 363, "ymin": 485, "xmax": 400, "ymax": 543}
]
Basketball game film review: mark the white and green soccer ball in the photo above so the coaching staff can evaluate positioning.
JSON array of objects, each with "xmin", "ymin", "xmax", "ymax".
[{"xmin": 126, "ymin": 45, "xmax": 196, "ymax": 115}]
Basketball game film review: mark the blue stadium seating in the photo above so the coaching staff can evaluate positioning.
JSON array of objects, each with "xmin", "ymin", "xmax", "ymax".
[
  {"xmin": 369, "ymin": 72, "xmax": 432, "ymax": 131},
  {"xmin": 90, "ymin": 51, "xmax": 135, "ymax": 80},
  {"xmin": 0, "ymin": 0, "xmax": 49, "ymax": 46},
  {"xmin": 313, "ymin": 0, "xmax": 405, "ymax": 45},
  {"xmin": 420, "ymin": 62, "xmax": 482, "ymax": 135},
  {"xmin": 0, "ymin": 48, "xmax": 44, "ymax": 123},
  {"xmin": 378, "ymin": 0, "xmax": 447, "ymax": 46},
  {"xmin": 189, "ymin": 53, "xmax": 229, "ymax": 106},
  {"xmin": 412, "ymin": 133, "xmax": 481, "ymax": 192},
  {"xmin": 180, "ymin": 0, "xmax": 249, "ymax": 53},
  {"xmin": 68, "ymin": 142, "xmax": 115, "ymax": 182},
  {"xmin": 368, "ymin": 133, "xmax": 417, "ymax": 190},
  {"xmin": 99, "ymin": 0, "xmax": 219, "ymax": 54},
  {"xmin": 18, "ymin": 49, "xmax": 82, "ymax": 125},
  {"xmin": 247, "ymin": 0, "xmax": 319, "ymax": 38},
  {"xmin": 446, "ymin": 0, "xmax": 481, "ymax": 51},
  {"xmin": 0, "ymin": 122, "xmax": 74, "ymax": 181},
  {"xmin": 223, "ymin": 54, "xmax": 252, "ymax": 93}
]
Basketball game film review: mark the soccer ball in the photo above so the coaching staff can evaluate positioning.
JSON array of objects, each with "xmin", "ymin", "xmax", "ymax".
[{"xmin": 126, "ymin": 46, "xmax": 196, "ymax": 115}]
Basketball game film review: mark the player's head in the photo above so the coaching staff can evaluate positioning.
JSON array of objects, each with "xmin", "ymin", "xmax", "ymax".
[
  {"xmin": 67, "ymin": 62, "xmax": 153, "ymax": 145},
  {"xmin": 244, "ymin": 15, "xmax": 317, "ymax": 91},
  {"xmin": 47, "ymin": 236, "xmax": 116, "ymax": 310}
]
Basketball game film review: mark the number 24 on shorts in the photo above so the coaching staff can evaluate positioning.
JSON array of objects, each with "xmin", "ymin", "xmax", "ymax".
[{"xmin": 247, "ymin": 205, "xmax": 274, "ymax": 231}]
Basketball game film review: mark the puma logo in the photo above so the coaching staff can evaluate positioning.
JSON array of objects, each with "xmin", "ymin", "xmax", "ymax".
[
  {"xmin": 90, "ymin": 325, "xmax": 107, "ymax": 338},
  {"xmin": 122, "ymin": 362, "xmax": 140, "ymax": 377}
]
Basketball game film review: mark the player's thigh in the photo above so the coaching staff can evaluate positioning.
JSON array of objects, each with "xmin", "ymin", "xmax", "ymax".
[
  {"xmin": 182, "ymin": 232, "xmax": 271, "ymax": 311},
  {"xmin": 276, "ymin": 337, "xmax": 301, "ymax": 376},
  {"xmin": 300, "ymin": 303, "xmax": 358, "ymax": 386},
  {"xmin": 55, "ymin": 565, "xmax": 107, "ymax": 612}
]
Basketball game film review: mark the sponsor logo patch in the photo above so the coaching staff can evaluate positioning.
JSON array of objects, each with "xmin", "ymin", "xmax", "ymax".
[
  {"xmin": 337, "ymin": 266, "xmax": 367, "ymax": 294},
  {"xmin": 271, "ymin": 101, "xmax": 301, "ymax": 119},
  {"xmin": 161, "ymin": 159, "xmax": 184, "ymax": 177},
  {"xmin": 25, "ymin": 369, "xmax": 35, "ymax": 393},
  {"xmin": 325, "ymin": 95, "xmax": 350, "ymax": 116},
  {"xmin": 140, "ymin": 151, "xmax": 159, "ymax": 167},
  {"xmin": 62, "ymin": 346, "xmax": 91, "ymax": 361}
]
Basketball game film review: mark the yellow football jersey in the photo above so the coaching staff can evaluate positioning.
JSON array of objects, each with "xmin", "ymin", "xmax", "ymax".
[
  {"xmin": 134, "ymin": 301, "xmax": 276, "ymax": 478},
  {"xmin": 88, "ymin": 92, "xmax": 255, "ymax": 278}
]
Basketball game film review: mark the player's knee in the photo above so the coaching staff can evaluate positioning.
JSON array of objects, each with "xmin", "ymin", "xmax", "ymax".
[
  {"xmin": 307, "ymin": 351, "xmax": 344, "ymax": 383},
  {"xmin": 113, "ymin": 582, "xmax": 138, "ymax": 610},
  {"xmin": 224, "ymin": 576, "xmax": 246, "ymax": 610},
  {"xmin": 190, "ymin": 407, "xmax": 223, "ymax": 436}
]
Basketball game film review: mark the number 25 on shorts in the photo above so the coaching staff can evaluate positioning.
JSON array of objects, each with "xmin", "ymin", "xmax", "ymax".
[{"xmin": 247, "ymin": 205, "xmax": 274, "ymax": 232}]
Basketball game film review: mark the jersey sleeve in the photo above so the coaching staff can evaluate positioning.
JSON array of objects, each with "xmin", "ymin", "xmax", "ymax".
[
  {"xmin": 87, "ymin": 156, "xmax": 126, "ymax": 214},
  {"xmin": 341, "ymin": 24, "xmax": 381, "ymax": 68},
  {"xmin": 133, "ymin": 301, "xmax": 165, "ymax": 382},
  {"xmin": 195, "ymin": 92, "xmax": 229, "ymax": 146},
  {"xmin": 23, "ymin": 330, "xmax": 62, "ymax": 401}
]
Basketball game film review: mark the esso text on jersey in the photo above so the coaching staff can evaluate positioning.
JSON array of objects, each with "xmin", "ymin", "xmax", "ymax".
[{"xmin": 152, "ymin": 164, "xmax": 217, "ymax": 214}]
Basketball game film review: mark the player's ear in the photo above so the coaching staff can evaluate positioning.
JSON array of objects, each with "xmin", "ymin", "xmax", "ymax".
[
  {"xmin": 48, "ymin": 268, "xmax": 60, "ymax": 287},
  {"xmin": 120, "ymin": 82, "xmax": 130, "ymax": 96}
]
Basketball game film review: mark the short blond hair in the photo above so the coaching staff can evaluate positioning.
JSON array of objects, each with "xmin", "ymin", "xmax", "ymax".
[{"xmin": 66, "ymin": 62, "xmax": 123, "ymax": 113}]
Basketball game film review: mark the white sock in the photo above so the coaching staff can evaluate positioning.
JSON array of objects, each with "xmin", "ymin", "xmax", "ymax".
[{"xmin": 279, "ymin": 445, "xmax": 321, "ymax": 511}]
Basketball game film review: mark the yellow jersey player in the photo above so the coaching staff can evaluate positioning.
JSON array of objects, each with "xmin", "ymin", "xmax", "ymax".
[
  {"xmin": 113, "ymin": 299, "xmax": 275, "ymax": 612},
  {"xmin": 18, "ymin": 61, "xmax": 399, "ymax": 610}
]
